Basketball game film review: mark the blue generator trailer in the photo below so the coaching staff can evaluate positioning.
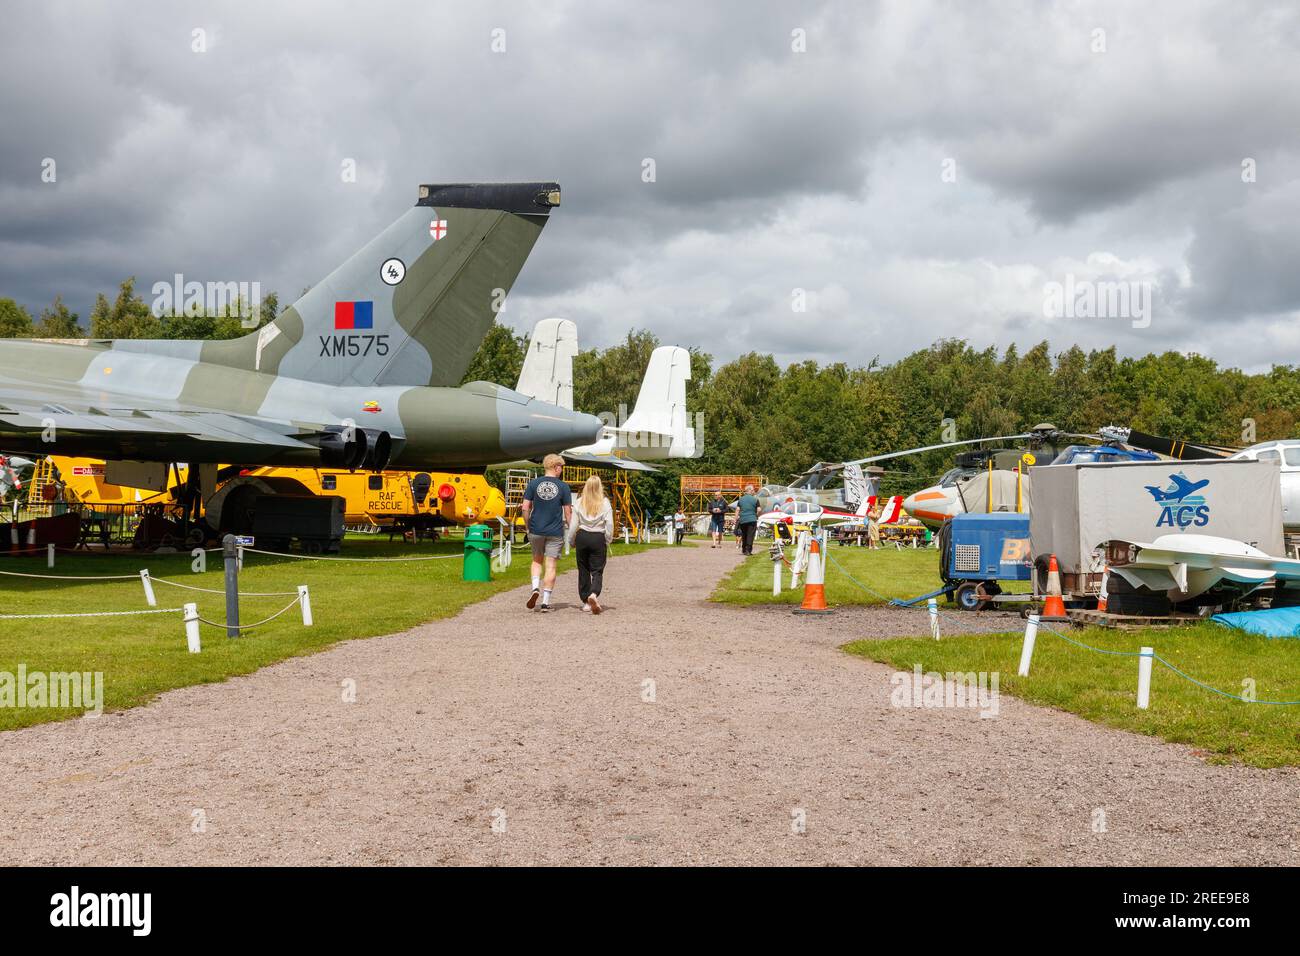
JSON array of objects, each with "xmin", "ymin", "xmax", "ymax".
[{"xmin": 895, "ymin": 512, "xmax": 1034, "ymax": 611}]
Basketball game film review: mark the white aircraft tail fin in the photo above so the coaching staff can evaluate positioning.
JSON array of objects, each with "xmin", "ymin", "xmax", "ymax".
[
  {"xmin": 619, "ymin": 346, "xmax": 697, "ymax": 458},
  {"xmin": 845, "ymin": 462, "xmax": 872, "ymax": 514},
  {"xmin": 879, "ymin": 495, "xmax": 904, "ymax": 524},
  {"xmin": 845, "ymin": 462, "xmax": 881, "ymax": 515},
  {"xmin": 515, "ymin": 318, "xmax": 577, "ymax": 409}
]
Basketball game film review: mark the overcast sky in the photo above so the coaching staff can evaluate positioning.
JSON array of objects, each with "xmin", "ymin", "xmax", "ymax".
[{"xmin": 2, "ymin": 0, "xmax": 1298, "ymax": 372}]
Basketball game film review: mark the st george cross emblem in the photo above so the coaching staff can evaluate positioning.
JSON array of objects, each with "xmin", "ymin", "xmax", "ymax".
[{"xmin": 429, "ymin": 219, "xmax": 448, "ymax": 241}]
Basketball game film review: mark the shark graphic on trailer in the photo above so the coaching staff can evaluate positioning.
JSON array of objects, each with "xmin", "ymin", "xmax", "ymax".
[{"xmin": 0, "ymin": 184, "xmax": 602, "ymax": 494}]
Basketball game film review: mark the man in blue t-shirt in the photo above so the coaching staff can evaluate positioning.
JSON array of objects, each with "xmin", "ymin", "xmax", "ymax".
[
  {"xmin": 731, "ymin": 484, "xmax": 760, "ymax": 556},
  {"xmin": 521, "ymin": 454, "xmax": 573, "ymax": 612}
]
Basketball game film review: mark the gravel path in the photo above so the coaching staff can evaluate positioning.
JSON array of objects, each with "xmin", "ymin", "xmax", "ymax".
[{"xmin": 1, "ymin": 541, "xmax": 1297, "ymax": 865}]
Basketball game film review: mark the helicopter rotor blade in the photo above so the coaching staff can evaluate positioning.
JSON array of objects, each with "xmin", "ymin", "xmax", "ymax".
[{"xmin": 842, "ymin": 433, "xmax": 1036, "ymax": 467}]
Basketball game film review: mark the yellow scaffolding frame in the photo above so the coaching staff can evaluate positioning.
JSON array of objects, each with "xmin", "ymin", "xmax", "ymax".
[
  {"xmin": 562, "ymin": 465, "xmax": 645, "ymax": 540},
  {"xmin": 679, "ymin": 475, "xmax": 766, "ymax": 515}
]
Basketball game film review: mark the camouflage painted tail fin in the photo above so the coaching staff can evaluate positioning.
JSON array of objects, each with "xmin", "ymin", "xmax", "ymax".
[{"xmin": 200, "ymin": 182, "xmax": 560, "ymax": 387}]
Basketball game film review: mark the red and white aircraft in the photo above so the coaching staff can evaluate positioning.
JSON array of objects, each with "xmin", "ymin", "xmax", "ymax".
[{"xmin": 756, "ymin": 492, "xmax": 907, "ymax": 529}]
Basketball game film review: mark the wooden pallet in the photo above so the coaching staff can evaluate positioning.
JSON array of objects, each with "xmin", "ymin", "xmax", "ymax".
[{"xmin": 1065, "ymin": 608, "xmax": 1203, "ymax": 629}]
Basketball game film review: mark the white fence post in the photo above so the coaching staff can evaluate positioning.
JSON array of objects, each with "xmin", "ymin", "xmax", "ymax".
[
  {"xmin": 928, "ymin": 598, "xmax": 940, "ymax": 640},
  {"xmin": 1018, "ymin": 613, "xmax": 1039, "ymax": 676},
  {"xmin": 140, "ymin": 569, "xmax": 156, "ymax": 607},
  {"xmin": 298, "ymin": 585, "xmax": 313, "ymax": 626},
  {"xmin": 47, "ymin": 543, "xmax": 55, "ymax": 568},
  {"xmin": 773, "ymin": 559, "xmax": 782, "ymax": 597},
  {"xmin": 1137, "ymin": 646, "xmax": 1154, "ymax": 709},
  {"xmin": 183, "ymin": 603, "xmax": 201, "ymax": 653},
  {"xmin": 494, "ymin": 518, "xmax": 511, "ymax": 571}
]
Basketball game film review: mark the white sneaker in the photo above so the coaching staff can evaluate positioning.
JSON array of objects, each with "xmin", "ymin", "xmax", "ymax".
[{"xmin": 580, "ymin": 602, "xmax": 591, "ymax": 612}]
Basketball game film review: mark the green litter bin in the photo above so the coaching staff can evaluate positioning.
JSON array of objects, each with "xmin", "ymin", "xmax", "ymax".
[{"xmin": 463, "ymin": 524, "xmax": 494, "ymax": 582}]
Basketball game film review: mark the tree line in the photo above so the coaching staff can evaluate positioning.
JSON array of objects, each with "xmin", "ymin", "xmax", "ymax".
[
  {"xmin": 0, "ymin": 278, "xmax": 278, "ymax": 342},
  {"xmin": 459, "ymin": 325, "xmax": 1300, "ymax": 519},
  {"xmin": 7, "ymin": 278, "xmax": 1298, "ymax": 519}
]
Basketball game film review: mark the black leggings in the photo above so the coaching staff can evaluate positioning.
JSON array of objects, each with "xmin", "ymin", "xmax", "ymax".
[
  {"xmin": 575, "ymin": 530, "xmax": 608, "ymax": 602},
  {"xmin": 739, "ymin": 522, "xmax": 757, "ymax": 555}
]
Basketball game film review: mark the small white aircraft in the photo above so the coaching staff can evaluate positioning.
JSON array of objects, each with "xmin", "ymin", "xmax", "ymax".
[
  {"xmin": 1107, "ymin": 533, "xmax": 1300, "ymax": 601},
  {"xmin": 757, "ymin": 486, "xmax": 907, "ymax": 531},
  {"xmin": 511, "ymin": 318, "xmax": 699, "ymax": 471}
]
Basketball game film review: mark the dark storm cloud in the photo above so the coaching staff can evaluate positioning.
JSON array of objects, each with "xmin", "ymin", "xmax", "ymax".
[{"xmin": 0, "ymin": 0, "xmax": 1298, "ymax": 371}]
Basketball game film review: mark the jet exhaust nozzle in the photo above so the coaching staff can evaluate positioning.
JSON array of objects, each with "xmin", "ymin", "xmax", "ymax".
[{"xmin": 317, "ymin": 426, "xmax": 391, "ymax": 470}]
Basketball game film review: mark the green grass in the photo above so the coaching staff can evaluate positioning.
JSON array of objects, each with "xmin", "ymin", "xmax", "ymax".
[
  {"xmin": 0, "ymin": 537, "xmax": 655, "ymax": 731},
  {"xmin": 847, "ymin": 624, "xmax": 1300, "ymax": 768},
  {"xmin": 711, "ymin": 542, "xmax": 1300, "ymax": 768},
  {"xmin": 711, "ymin": 543, "xmax": 1025, "ymax": 607}
]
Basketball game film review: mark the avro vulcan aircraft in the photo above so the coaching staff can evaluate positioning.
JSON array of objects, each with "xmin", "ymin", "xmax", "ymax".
[{"xmin": 0, "ymin": 183, "xmax": 602, "ymax": 499}]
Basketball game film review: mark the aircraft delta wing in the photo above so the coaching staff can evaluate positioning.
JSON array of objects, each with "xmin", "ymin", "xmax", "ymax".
[{"xmin": 0, "ymin": 183, "xmax": 602, "ymax": 471}]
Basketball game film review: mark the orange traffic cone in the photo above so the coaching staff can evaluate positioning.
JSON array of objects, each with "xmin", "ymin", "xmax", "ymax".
[
  {"xmin": 1097, "ymin": 564, "xmax": 1110, "ymax": 613},
  {"xmin": 793, "ymin": 535, "xmax": 834, "ymax": 615},
  {"xmin": 1040, "ymin": 554, "xmax": 1069, "ymax": 621}
]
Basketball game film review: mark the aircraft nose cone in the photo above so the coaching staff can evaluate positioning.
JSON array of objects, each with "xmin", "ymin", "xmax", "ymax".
[
  {"xmin": 499, "ymin": 400, "xmax": 603, "ymax": 457},
  {"xmin": 902, "ymin": 488, "xmax": 953, "ymax": 528}
]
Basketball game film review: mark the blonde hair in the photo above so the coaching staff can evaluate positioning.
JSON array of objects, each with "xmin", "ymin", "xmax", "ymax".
[
  {"xmin": 578, "ymin": 474, "xmax": 606, "ymax": 516},
  {"xmin": 542, "ymin": 453, "xmax": 565, "ymax": 472}
]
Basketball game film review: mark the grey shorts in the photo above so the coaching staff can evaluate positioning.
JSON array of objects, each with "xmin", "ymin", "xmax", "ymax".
[{"xmin": 530, "ymin": 535, "xmax": 563, "ymax": 559}]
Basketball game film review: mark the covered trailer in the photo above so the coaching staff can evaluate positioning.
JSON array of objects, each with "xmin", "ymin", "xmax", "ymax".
[{"xmin": 1026, "ymin": 459, "xmax": 1283, "ymax": 601}]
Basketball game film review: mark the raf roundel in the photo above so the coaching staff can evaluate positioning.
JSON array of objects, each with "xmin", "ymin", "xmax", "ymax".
[{"xmin": 380, "ymin": 257, "xmax": 406, "ymax": 286}]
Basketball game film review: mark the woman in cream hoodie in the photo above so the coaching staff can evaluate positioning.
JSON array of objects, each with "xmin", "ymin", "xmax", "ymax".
[{"xmin": 567, "ymin": 475, "xmax": 615, "ymax": 613}]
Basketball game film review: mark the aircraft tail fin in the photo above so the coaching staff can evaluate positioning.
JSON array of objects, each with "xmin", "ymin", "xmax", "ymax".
[
  {"xmin": 844, "ymin": 462, "xmax": 875, "ymax": 514},
  {"xmin": 619, "ymin": 346, "xmax": 697, "ymax": 458},
  {"xmin": 515, "ymin": 318, "xmax": 577, "ymax": 409},
  {"xmin": 879, "ymin": 495, "xmax": 904, "ymax": 524},
  {"xmin": 197, "ymin": 182, "xmax": 561, "ymax": 388}
]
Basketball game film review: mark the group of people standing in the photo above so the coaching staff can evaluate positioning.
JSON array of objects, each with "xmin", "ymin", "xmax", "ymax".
[{"xmin": 707, "ymin": 484, "xmax": 760, "ymax": 555}]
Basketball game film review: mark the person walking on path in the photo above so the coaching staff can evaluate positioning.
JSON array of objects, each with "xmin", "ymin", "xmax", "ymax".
[
  {"xmin": 732, "ymin": 484, "xmax": 760, "ymax": 556},
  {"xmin": 707, "ymin": 493, "xmax": 728, "ymax": 548},
  {"xmin": 521, "ymin": 454, "xmax": 572, "ymax": 613},
  {"xmin": 673, "ymin": 508, "xmax": 687, "ymax": 545},
  {"xmin": 567, "ymin": 474, "xmax": 613, "ymax": 613}
]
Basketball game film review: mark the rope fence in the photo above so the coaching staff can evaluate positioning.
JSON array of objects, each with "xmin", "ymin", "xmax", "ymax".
[
  {"xmin": 0, "ymin": 568, "xmax": 142, "ymax": 581},
  {"xmin": 150, "ymin": 576, "xmax": 298, "ymax": 597},
  {"xmin": 193, "ymin": 595, "xmax": 305, "ymax": 632},
  {"xmin": 821, "ymin": 548, "xmax": 1300, "ymax": 706},
  {"xmin": 242, "ymin": 547, "xmax": 461, "ymax": 562},
  {"xmin": 0, "ymin": 608, "xmax": 184, "ymax": 620}
]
